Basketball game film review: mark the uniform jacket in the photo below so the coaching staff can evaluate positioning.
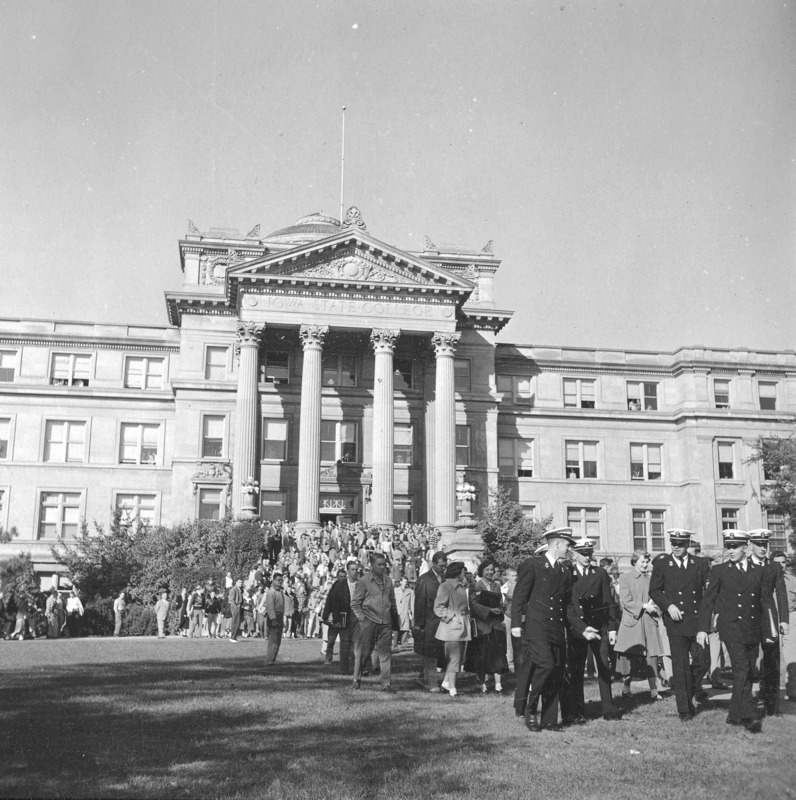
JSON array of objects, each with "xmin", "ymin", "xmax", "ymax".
[
  {"xmin": 698, "ymin": 560, "xmax": 774, "ymax": 644},
  {"xmin": 750, "ymin": 556, "xmax": 790, "ymax": 630},
  {"xmin": 569, "ymin": 564, "xmax": 618, "ymax": 634},
  {"xmin": 413, "ymin": 568, "xmax": 444, "ymax": 657},
  {"xmin": 510, "ymin": 555, "xmax": 586, "ymax": 646},
  {"xmin": 649, "ymin": 554, "xmax": 710, "ymax": 637}
]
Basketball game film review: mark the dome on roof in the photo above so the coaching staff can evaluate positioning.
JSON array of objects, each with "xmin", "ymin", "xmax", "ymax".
[{"xmin": 265, "ymin": 212, "xmax": 342, "ymax": 245}]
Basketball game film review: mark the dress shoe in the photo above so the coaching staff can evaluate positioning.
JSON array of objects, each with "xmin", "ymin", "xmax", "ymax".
[
  {"xmin": 679, "ymin": 711, "xmax": 695, "ymax": 722},
  {"xmin": 352, "ymin": 679, "xmax": 361, "ymax": 690},
  {"xmin": 694, "ymin": 689, "xmax": 709, "ymax": 704},
  {"xmin": 744, "ymin": 719, "xmax": 762, "ymax": 734},
  {"xmin": 525, "ymin": 709, "xmax": 541, "ymax": 732}
]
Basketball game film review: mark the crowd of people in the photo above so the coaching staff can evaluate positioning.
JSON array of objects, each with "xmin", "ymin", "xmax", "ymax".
[{"xmin": 2, "ymin": 519, "xmax": 794, "ymax": 735}]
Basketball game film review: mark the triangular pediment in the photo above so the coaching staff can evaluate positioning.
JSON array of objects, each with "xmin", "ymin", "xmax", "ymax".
[{"xmin": 227, "ymin": 229, "xmax": 475, "ymax": 294}]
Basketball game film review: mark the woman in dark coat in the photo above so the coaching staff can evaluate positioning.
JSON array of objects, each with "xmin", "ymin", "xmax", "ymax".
[
  {"xmin": 614, "ymin": 551, "xmax": 664, "ymax": 700},
  {"xmin": 469, "ymin": 560, "xmax": 508, "ymax": 694}
]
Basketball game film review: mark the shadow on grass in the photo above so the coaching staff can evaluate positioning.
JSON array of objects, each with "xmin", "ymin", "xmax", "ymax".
[{"xmin": 0, "ymin": 651, "xmax": 505, "ymax": 800}]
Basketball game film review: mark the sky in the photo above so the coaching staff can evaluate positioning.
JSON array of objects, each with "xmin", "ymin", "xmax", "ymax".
[{"xmin": 1, "ymin": 1, "xmax": 794, "ymax": 352}]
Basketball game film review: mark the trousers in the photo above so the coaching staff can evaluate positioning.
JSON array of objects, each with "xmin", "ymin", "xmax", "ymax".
[
  {"xmin": 725, "ymin": 640, "xmax": 758, "ymax": 723},
  {"xmin": 668, "ymin": 635, "xmax": 706, "ymax": 715},
  {"xmin": 353, "ymin": 618, "xmax": 392, "ymax": 687},
  {"xmin": 513, "ymin": 636, "xmax": 565, "ymax": 727}
]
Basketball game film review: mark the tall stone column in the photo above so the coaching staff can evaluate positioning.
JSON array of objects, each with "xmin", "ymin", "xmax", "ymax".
[
  {"xmin": 370, "ymin": 329, "xmax": 400, "ymax": 531},
  {"xmin": 295, "ymin": 324, "xmax": 328, "ymax": 534},
  {"xmin": 233, "ymin": 321, "xmax": 264, "ymax": 520},
  {"xmin": 432, "ymin": 331, "xmax": 460, "ymax": 543}
]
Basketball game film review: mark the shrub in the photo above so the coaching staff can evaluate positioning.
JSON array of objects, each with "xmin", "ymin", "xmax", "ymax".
[
  {"xmin": 123, "ymin": 603, "xmax": 157, "ymax": 636},
  {"xmin": 82, "ymin": 596, "xmax": 115, "ymax": 636}
]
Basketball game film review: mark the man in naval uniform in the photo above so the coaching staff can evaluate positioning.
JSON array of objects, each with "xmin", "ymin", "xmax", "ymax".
[
  {"xmin": 747, "ymin": 529, "xmax": 790, "ymax": 716},
  {"xmin": 561, "ymin": 537, "xmax": 620, "ymax": 723},
  {"xmin": 650, "ymin": 528, "xmax": 710, "ymax": 720},
  {"xmin": 698, "ymin": 530, "xmax": 774, "ymax": 733},
  {"xmin": 511, "ymin": 528, "xmax": 601, "ymax": 731}
]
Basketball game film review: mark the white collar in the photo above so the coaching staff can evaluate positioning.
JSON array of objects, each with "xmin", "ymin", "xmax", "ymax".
[{"xmin": 545, "ymin": 551, "xmax": 558, "ymax": 568}]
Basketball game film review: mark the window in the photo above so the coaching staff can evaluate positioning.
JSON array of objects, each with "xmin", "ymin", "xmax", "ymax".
[
  {"xmin": 0, "ymin": 350, "xmax": 16, "ymax": 382},
  {"xmin": 198, "ymin": 488, "xmax": 223, "ymax": 520},
  {"xmin": 762, "ymin": 453, "xmax": 777, "ymax": 482},
  {"xmin": 124, "ymin": 356, "xmax": 165, "ymax": 389},
  {"xmin": 0, "ymin": 418, "xmax": 9, "ymax": 459},
  {"xmin": 627, "ymin": 381, "xmax": 658, "ymax": 411},
  {"xmin": 0, "ymin": 487, "xmax": 6, "ymax": 528},
  {"xmin": 497, "ymin": 375, "xmax": 533, "ymax": 405},
  {"xmin": 261, "ymin": 491, "xmax": 287, "ymax": 522},
  {"xmin": 394, "ymin": 423, "xmax": 413, "ymax": 465},
  {"xmin": 721, "ymin": 508, "xmax": 739, "ymax": 530},
  {"xmin": 565, "ymin": 441, "xmax": 598, "ymax": 479},
  {"xmin": 563, "ymin": 378, "xmax": 595, "ymax": 409},
  {"xmin": 717, "ymin": 441, "xmax": 736, "ymax": 480},
  {"xmin": 44, "ymin": 420, "xmax": 86, "ymax": 463},
  {"xmin": 394, "ymin": 497, "xmax": 413, "ymax": 525},
  {"xmin": 262, "ymin": 420, "xmax": 288, "ymax": 460},
  {"xmin": 119, "ymin": 423, "xmax": 160, "ymax": 465},
  {"xmin": 204, "ymin": 346, "xmax": 228, "ymax": 380},
  {"xmin": 393, "ymin": 357, "xmax": 414, "ymax": 390},
  {"xmin": 320, "ymin": 421, "xmax": 358, "ymax": 463},
  {"xmin": 713, "ymin": 378, "xmax": 730, "ymax": 409},
  {"xmin": 50, "ymin": 353, "xmax": 92, "ymax": 386},
  {"xmin": 455, "ymin": 425, "xmax": 471, "ymax": 467},
  {"xmin": 38, "ymin": 491, "xmax": 81, "ymax": 539},
  {"xmin": 322, "ymin": 354, "xmax": 357, "ymax": 387},
  {"xmin": 758, "ymin": 382, "xmax": 777, "ymax": 411},
  {"xmin": 633, "ymin": 509, "xmax": 666, "ymax": 553},
  {"xmin": 521, "ymin": 504, "xmax": 538, "ymax": 519},
  {"xmin": 115, "ymin": 493, "xmax": 157, "ymax": 528},
  {"xmin": 567, "ymin": 507, "xmax": 601, "ymax": 550},
  {"xmin": 498, "ymin": 438, "xmax": 534, "ymax": 478},
  {"xmin": 201, "ymin": 415, "xmax": 226, "ymax": 459},
  {"xmin": 454, "ymin": 359, "xmax": 471, "ymax": 392},
  {"xmin": 630, "ymin": 443, "xmax": 662, "ymax": 480},
  {"xmin": 765, "ymin": 513, "xmax": 789, "ymax": 551},
  {"xmin": 262, "ymin": 351, "xmax": 290, "ymax": 384}
]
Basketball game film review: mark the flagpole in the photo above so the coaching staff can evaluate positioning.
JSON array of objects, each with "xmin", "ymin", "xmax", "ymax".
[{"xmin": 340, "ymin": 106, "xmax": 346, "ymax": 222}]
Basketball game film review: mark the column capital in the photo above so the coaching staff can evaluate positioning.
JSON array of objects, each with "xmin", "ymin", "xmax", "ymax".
[
  {"xmin": 236, "ymin": 321, "xmax": 265, "ymax": 347},
  {"xmin": 299, "ymin": 324, "xmax": 329, "ymax": 351},
  {"xmin": 432, "ymin": 331, "xmax": 460, "ymax": 357},
  {"xmin": 370, "ymin": 328, "xmax": 400, "ymax": 354}
]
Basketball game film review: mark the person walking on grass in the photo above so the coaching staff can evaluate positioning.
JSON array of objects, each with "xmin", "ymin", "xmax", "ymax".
[
  {"xmin": 264, "ymin": 573, "xmax": 286, "ymax": 666},
  {"xmin": 228, "ymin": 578, "xmax": 243, "ymax": 643},
  {"xmin": 113, "ymin": 591, "xmax": 126, "ymax": 637},
  {"xmin": 155, "ymin": 591, "xmax": 170, "ymax": 638}
]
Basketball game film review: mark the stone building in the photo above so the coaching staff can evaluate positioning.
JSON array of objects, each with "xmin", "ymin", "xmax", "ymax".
[{"xmin": 0, "ymin": 208, "xmax": 793, "ymax": 582}]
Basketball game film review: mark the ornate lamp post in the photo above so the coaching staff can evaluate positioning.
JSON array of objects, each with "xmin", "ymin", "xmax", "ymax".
[
  {"xmin": 240, "ymin": 475, "xmax": 260, "ymax": 521},
  {"xmin": 456, "ymin": 479, "xmax": 478, "ymax": 529}
]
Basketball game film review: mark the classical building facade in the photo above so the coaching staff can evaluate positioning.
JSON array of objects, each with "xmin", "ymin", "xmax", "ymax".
[{"xmin": 0, "ymin": 208, "xmax": 793, "ymax": 581}]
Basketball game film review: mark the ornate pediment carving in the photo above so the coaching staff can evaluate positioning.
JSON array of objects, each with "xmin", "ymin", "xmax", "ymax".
[
  {"xmin": 192, "ymin": 461, "xmax": 232, "ymax": 482},
  {"xmin": 320, "ymin": 460, "xmax": 368, "ymax": 485}
]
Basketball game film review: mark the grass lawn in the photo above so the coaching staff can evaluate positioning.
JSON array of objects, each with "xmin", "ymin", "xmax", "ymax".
[{"xmin": 1, "ymin": 635, "xmax": 793, "ymax": 800}]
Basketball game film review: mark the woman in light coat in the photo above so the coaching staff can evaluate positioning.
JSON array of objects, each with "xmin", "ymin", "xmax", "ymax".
[
  {"xmin": 614, "ymin": 551, "xmax": 664, "ymax": 700},
  {"xmin": 434, "ymin": 561, "xmax": 472, "ymax": 698},
  {"xmin": 393, "ymin": 577, "xmax": 414, "ymax": 648}
]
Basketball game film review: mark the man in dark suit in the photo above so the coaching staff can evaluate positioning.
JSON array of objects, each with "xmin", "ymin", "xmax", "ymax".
[
  {"xmin": 322, "ymin": 561, "xmax": 360, "ymax": 674},
  {"xmin": 511, "ymin": 528, "xmax": 599, "ymax": 732},
  {"xmin": 227, "ymin": 578, "xmax": 243, "ymax": 643},
  {"xmin": 561, "ymin": 538, "xmax": 619, "ymax": 723},
  {"xmin": 698, "ymin": 529, "xmax": 774, "ymax": 733},
  {"xmin": 413, "ymin": 550, "xmax": 448, "ymax": 692},
  {"xmin": 650, "ymin": 528, "xmax": 711, "ymax": 720},
  {"xmin": 747, "ymin": 529, "xmax": 790, "ymax": 715}
]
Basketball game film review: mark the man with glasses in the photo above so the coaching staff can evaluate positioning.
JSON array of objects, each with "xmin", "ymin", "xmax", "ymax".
[
  {"xmin": 650, "ymin": 528, "xmax": 711, "ymax": 721},
  {"xmin": 322, "ymin": 561, "xmax": 360, "ymax": 674},
  {"xmin": 351, "ymin": 552, "xmax": 398, "ymax": 692},
  {"xmin": 747, "ymin": 529, "xmax": 790, "ymax": 715},
  {"xmin": 264, "ymin": 573, "xmax": 286, "ymax": 666},
  {"xmin": 698, "ymin": 530, "xmax": 774, "ymax": 733}
]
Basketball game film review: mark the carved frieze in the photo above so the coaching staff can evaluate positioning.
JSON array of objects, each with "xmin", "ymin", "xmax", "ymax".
[
  {"xmin": 296, "ymin": 255, "xmax": 410, "ymax": 284},
  {"xmin": 192, "ymin": 462, "xmax": 232, "ymax": 481}
]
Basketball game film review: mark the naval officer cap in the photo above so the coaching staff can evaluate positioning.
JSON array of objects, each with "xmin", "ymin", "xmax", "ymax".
[
  {"xmin": 747, "ymin": 529, "xmax": 772, "ymax": 545},
  {"xmin": 534, "ymin": 542, "xmax": 548, "ymax": 555},
  {"xmin": 541, "ymin": 527, "xmax": 577, "ymax": 545},
  {"xmin": 722, "ymin": 529, "xmax": 750, "ymax": 546},
  {"xmin": 572, "ymin": 537, "xmax": 596, "ymax": 554},
  {"xmin": 667, "ymin": 528, "xmax": 695, "ymax": 545}
]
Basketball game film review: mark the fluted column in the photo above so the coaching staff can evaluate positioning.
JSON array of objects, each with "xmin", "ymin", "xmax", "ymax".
[
  {"xmin": 370, "ymin": 329, "xmax": 400, "ymax": 531},
  {"xmin": 295, "ymin": 324, "xmax": 328, "ymax": 533},
  {"xmin": 233, "ymin": 321, "xmax": 264, "ymax": 519},
  {"xmin": 432, "ymin": 331, "xmax": 460, "ymax": 542}
]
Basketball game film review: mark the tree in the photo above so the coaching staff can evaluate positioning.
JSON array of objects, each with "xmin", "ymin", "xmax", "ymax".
[
  {"xmin": 749, "ymin": 434, "xmax": 796, "ymax": 551},
  {"xmin": 0, "ymin": 526, "xmax": 19, "ymax": 543},
  {"xmin": 225, "ymin": 520, "xmax": 266, "ymax": 580},
  {"xmin": 0, "ymin": 551, "xmax": 38, "ymax": 597},
  {"xmin": 53, "ymin": 514, "xmax": 141, "ymax": 599},
  {"xmin": 478, "ymin": 486, "xmax": 554, "ymax": 569}
]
